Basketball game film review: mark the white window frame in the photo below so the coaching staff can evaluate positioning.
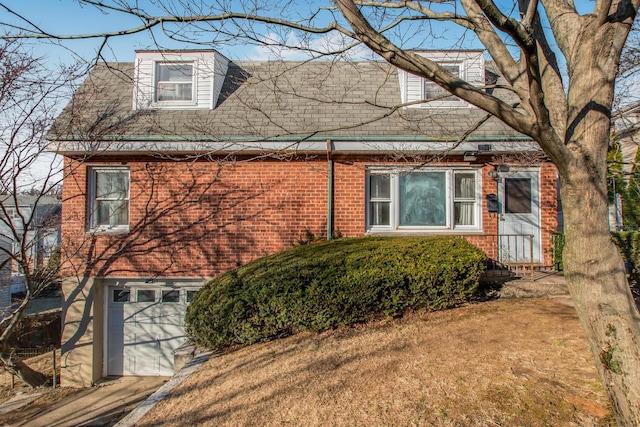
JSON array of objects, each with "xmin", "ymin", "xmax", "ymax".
[
  {"xmin": 366, "ymin": 167, "xmax": 482, "ymax": 233},
  {"xmin": 422, "ymin": 62, "xmax": 465, "ymax": 107},
  {"xmin": 87, "ymin": 166, "xmax": 130, "ymax": 233},
  {"xmin": 154, "ymin": 61, "xmax": 196, "ymax": 104}
]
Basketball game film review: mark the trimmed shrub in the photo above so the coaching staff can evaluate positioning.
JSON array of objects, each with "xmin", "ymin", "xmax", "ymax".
[
  {"xmin": 186, "ymin": 236, "xmax": 486, "ymax": 351},
  {"xmin": 612, "ymin": 231, "xmax": 640, "ymax": 274}
]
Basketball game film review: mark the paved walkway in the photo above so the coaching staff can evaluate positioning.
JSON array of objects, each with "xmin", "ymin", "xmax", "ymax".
[
  {"xmin": 11, "ymin": 376, "xmax": 167, "ymax": 427},
  {"xmin": 482, "ymin": 270, "xmax": 570, "ymax": 299}
]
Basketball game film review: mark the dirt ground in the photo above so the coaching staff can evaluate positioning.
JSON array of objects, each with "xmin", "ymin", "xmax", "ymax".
[
  {"xmin": 0, "ymin": 349, "xmax": 81, "ymax": 422},
  {"xmin": 0, "ymin": 349, "xmax": 85, "ymax": 426},
  {"xmin": 138, "ymin": 297, "xmax": 613, "ymax": 427}
]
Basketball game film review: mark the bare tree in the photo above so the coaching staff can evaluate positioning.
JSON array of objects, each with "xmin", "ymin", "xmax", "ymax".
[
  {"xmin": 0, "ymin": 40, "xmax": 80, "ymax": 387},
  {"xmin": 1, "ymin": 0, "xmax": 640, "ymax": 422}
]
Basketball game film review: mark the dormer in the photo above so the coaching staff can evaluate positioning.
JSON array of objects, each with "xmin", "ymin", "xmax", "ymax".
[
  {"xmin": 133, "ymin": 50, "xmax": 230, "ymax": 110},
  {"xmin": 398, "ymin": 51, "xmax": 484, "ymax": 108}
]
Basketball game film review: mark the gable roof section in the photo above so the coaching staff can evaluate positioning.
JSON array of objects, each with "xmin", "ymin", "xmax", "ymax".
[{"xmin": 48, "ymin": 59, "xmax": 534, "ymax": 156}]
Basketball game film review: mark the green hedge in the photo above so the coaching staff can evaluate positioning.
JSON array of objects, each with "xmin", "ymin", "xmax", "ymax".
[
  {"xmin": 186, "ymin": 236, "xmax": 486, "ymax": 351},
  {"xmin": 611, "ymin": 231, "xmax": 640, "ymax": 274},
  {"xmin": 551, "ymin": 231, "xmax": 640, "ymax": 273}
]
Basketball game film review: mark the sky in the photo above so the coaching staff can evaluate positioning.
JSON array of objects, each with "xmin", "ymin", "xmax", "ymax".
[
  {"xmin": 0, "ymin": 0, "xmax": 632, "ymax": 186},
  {"xmin": 1, "ymin": 0, "xmax": 601, "ymax": 66}
]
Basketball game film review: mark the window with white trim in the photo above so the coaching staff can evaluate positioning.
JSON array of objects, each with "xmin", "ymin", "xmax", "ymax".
[
  {"xmin": 88, "ymin": 167, "xmax": 130, "ymax": 232},
  {"xmin": 155, "ymin": 62, "xmax": 194, "ymax": 102},
  {"xmin": 367, "ymin": 168, "xmax": 481, "ymax": 231}
]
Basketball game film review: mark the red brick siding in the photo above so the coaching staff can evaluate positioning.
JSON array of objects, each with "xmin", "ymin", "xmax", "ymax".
[
  {"xmin": 333, "ymin": 161, "xmax": 366, "ymax": 236},
  {"xmin": 61, "ymin": 157, "xmax": 559, "ymax": 279},
  {"xmin": 62, "ymin": 158, "xmax": 329, "ymax": 278},
  {"xmin": 540, "ymin": 163, "xmax": 559, "ymax": 266}
]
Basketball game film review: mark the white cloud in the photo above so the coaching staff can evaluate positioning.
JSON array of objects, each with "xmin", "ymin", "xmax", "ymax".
[{"xmin": 246, "ymin": 31, "xmax": 374, "ymax": 61}]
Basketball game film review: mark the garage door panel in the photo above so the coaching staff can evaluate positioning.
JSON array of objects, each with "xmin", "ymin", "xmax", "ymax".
[{"xmin": 107, "ymin": 285, "xmax": 193, "ymax": 377}]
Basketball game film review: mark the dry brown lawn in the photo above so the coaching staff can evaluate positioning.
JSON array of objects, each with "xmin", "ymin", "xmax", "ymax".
[{"xmin": 139, "ymin": 297, "xmax": 612, "ymax": 427}]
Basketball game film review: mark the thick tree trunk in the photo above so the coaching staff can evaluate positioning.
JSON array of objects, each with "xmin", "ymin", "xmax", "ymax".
[
  {"xmin": 561, "ymin": 172, "xmax": 640, "ymax": 425},
  {"xmin": 0, "ymin": 343, "xmax": 49, "ymax": 388}
]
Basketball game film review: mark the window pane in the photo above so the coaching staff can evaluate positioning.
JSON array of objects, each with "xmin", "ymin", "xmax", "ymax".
[
  {"xmin": 424, "ymin": 64, "xmax": 460, "ymax": 101},
  {"xmin": 158, "ymin": 64, "xmax": 193, "ymax": 81},
  {"xmin": 455, "ymin": 173, "xmax": 475, "ymax": 199},
  {"xmin": 399, "ymin": 172, "xmax": 446, "ymax": 226},
  {"xmin": 505, "ymin": 178, "xmax": 532, "ymax": 213},
  {"xmin": 157, "ymin": 82, "xmax": 193, "ymax": 101},
  {"xmin": 370, "ymin": 174, "xmax": 390, "ymax": 199},
  {"xmin": 96, "ymin": 171, "xmax": 128, "ymax": 199},
  {"xmin": 137, "ymin": 289, "xmax": 155, "ymax": 303},
  {"xmin": 186, "ymin": 290, "xmax": 197, "ymax": 303},
  {"xmin": 443, "ymin": 64, "xmax": 460, "ymax": 75},
  {"xmin": 96, "ymin": 200, "xmax": 128, "ymax": 226},
  {"xmin": 370, "ymin": 201, "xmax": 390, "ymax": 226},
  {"xmin": 455, "ymin": 202, "xmax": 475, "ymax": 226},
  {"xmin": 112, "ymin": 289, "xmax": 130, "ymax": 303},
  {"xmin": 162, "ymin": 290, "xmax": 180, "ymax": 303}
]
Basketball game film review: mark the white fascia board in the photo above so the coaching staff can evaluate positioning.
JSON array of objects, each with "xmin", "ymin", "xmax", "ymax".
[{"xmin": 52, "ymin": 139, "xmax": 540, "ymax": 156}]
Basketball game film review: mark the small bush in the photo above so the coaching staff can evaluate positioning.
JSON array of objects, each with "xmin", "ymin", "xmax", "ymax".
[
  {"xmin": 554, "ymin": 231, "xmax": 640, "ymax": 274},
  {"xmin": 186, "ymin": 236, "xmax": 486, "ymax": 351},
  {"xmin": 611, "ymin": 231, "xmax": 640, "ymax": 274}
]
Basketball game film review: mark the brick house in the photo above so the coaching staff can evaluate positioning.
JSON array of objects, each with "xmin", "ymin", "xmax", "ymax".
[{"xmin": 48, "ymin": 50, "xmax": 560, "ymax": 386}]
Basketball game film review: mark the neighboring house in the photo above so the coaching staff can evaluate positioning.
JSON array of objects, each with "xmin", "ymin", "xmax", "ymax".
[
  {"xmin": 48, "ymin": 50, "xmax": 560, "ymax": 386},
  {"xmin": 614, "ymin": 100, "xmax": 640, "ymax": 172},
  {"xmin": 0, "ymin": 237, "xmax": 11, "ymax": 316},
  {"xmin": 0, "ymin": 195, "xmax": 61, "ymax": 295}
]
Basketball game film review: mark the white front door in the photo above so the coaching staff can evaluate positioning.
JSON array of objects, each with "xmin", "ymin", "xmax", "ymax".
[
  {"xmin": 497, "ymin": 168, "xmax": 542, "ymax": 264},
  {"xmin": 107, "ymin": 285, "xmax": 188, "ymax": 376}
]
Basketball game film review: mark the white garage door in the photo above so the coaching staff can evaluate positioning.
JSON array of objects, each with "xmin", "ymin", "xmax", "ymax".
[{"xmin": 107, "ymin": 285, "xmax": 198, "ymax": 376}]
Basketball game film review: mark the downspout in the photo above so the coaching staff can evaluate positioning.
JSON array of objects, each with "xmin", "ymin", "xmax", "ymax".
[{"xmin": 327, "ymin": 140, "xmax": 334, "ymax": 240}]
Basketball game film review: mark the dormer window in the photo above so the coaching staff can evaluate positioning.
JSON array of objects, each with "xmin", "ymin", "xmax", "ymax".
[
  {"xmin": 134, "ymin": 50, "xmax": 229, "ymax": 110},
  {"xmin": 156, "ymin": 62, "xmax": 194, "ymax": 102},
  {"xmin": 398, "ymin": 51, "xmax": 483, "ymax": 109}
]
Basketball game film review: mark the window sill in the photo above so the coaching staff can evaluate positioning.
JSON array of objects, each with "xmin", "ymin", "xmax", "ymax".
[
  {"xmin": 86, "ymin": 227, "xmax": 130, "ymax": 236},
  {"xmin": 366, "ymin": 229, "xmax": 484, "ymax": 236},
  {"xmin": 406, "ymin": 103, "xmax": 473, "ymax": 109},
  {"xmin": 149, "ymin": 101, "xmax": 200, "ymax": 109}
]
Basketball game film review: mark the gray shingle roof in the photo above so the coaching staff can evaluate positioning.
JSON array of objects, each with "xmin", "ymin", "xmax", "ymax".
[{"xmin": 48, "ymin": 59, "xmax": 528, "ymax": 152}]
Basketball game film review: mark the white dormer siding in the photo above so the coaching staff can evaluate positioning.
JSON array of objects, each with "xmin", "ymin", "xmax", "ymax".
[
  {"xmin": 133, "ymin": 50, "xmax": 229, "ymax": 110},
  {"xmin": 398, "ymin": 51, "xmax": 484, "ymax": 108}
]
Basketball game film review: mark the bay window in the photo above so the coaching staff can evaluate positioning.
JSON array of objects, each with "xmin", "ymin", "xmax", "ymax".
[{"xmin": 367, "ymin": 168, "xmax": 481, "ymax": 232}]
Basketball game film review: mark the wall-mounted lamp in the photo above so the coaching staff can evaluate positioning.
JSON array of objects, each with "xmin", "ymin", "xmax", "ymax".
[
  {"xmin": 488, "ymin": 164, "xmax": 509, "ymax": 181},
  {"xmin": 463, "ymin": 151, "xmax": 478, "ymax": 161}
]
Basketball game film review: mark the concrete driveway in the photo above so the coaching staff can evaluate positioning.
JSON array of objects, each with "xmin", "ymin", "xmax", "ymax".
[{"xmin": 13, "ymin": 376, "xmax": 167, "ymax": 427}]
